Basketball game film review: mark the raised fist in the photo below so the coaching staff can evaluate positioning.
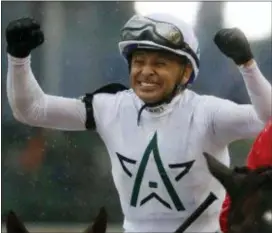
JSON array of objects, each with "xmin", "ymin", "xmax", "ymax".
[
  {"xmin": 214, "ymin": 28, "xmax": 253, "ymax": 65},
  {"xmin": 6, "ymin": 17, "xmax": 44, "ymax": 58}
]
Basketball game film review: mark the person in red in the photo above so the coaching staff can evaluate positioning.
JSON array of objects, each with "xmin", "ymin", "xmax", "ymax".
[{"xmin": 219, "ymin": 117, "xmax": 272, "ymax": 233}]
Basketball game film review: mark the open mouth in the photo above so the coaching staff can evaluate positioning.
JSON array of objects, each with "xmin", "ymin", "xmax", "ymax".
[
  {"xmin": 138, "ymin": 81, "xmax": 160, "ymax": 88},
  {"xmin": 140, "ymin": 82, "xmax": 156, "ymax": 87}
]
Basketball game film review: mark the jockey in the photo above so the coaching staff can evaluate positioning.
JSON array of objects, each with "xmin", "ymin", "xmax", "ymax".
[
  {"xmin": 220, "ymin": 118, "xmax": 272, "ymax": 233},
  {"xmin": 5, "ymin": 14, "xmax": 272, "ymax": 232}
]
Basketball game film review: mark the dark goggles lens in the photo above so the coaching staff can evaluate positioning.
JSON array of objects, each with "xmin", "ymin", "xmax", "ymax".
[{"xmin": 121, "ymin": 15, "xmax": 199, "ymax": 67}]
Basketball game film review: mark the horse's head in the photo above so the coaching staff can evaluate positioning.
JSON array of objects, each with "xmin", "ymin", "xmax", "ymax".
[
  {"xmin": 5, "ymin": 207, "xmax": 107, "ymax": 233},
  {"xmin": 203, "ymin": 152, "xmax": 272, "ymax": 233}
]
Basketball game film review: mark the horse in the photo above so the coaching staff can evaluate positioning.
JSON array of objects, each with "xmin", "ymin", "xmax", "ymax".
[
  {"xmin": 5, "ymin": 207, "xmax": 107, "ymax": 233},
  {"xmin": 203, "ymin": 152, "xmax": 272, "ymax": 233}
]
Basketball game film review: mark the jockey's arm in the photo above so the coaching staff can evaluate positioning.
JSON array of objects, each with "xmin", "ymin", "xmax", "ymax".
[
  {"xmin": 240, "ymin": 59, "xmax": 271, "ymax": 123},
  {"xmin": 209, "ymin": 60, "xmax": 271, "ymax": 145},
  {"xmin": 7, "ymin": 55, "xmax": 88, "ymax": 131}
]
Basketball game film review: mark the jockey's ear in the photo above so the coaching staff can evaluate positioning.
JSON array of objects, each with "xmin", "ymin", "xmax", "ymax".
[
  {"xmin": 83, "ymin": 207, "xmax": 107, "ymax": 233},
  {"xmin": 203, "ymin": 152, "xmax": 244, "ymax": 197},
  {"xmin": 6, "ymin": 211, "xmax": 29, "ymax": 233}
]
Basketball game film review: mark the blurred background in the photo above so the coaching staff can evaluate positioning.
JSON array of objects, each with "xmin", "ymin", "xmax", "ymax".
[{"xmin": 1, "ymin": 1, "xmax": 271, "ymax": 231}]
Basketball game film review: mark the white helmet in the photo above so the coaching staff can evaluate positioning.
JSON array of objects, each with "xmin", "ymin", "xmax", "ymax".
[{"xmin": 119, "ymin": 13, "xmax": 200, "ymax": 84}]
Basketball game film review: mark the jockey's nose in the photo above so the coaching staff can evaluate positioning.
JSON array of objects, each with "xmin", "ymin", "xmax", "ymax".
[{"xmin": 141, "ymin": 64, "xmax": 155, "ymax": 77}]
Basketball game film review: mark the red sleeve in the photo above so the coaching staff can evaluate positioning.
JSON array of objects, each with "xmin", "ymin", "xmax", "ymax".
[
  {"xmin": 247, "ymin": 118, "xmax": 272, "ymax": 169},
  {"xmin": 219, "ymin": 194, "xmax": 231, "ymax": 233},
  {"xmin": 220, "ymin": 118, "xmax": 272, "ymax": 233}
]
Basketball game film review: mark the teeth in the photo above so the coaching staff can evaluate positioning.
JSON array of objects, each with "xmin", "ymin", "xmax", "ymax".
[{"xmin": 140, "ymin": 82, "xmax": 156, "ymax": 87}]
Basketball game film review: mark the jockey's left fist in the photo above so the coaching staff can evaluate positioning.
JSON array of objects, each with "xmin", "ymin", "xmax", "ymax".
[{"xmin": 214, "ymin": 28, "xmax": 253, "ymax": 66}]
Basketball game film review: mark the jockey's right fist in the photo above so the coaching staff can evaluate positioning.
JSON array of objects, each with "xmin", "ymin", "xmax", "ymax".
[
  {"xmin": 6, "ymin": 17, "xmax": 44, "ymax": 58},
  {"xmin": 214, "ymin": 28, "xmax": 253, "ymax": 66}
]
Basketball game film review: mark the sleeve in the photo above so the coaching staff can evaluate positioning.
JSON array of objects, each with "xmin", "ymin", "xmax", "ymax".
[
  {"xmin": 7, "ymin": 55, "xmax": 87, "ymax": 131},
  {"xmin": 239, "ymin": 61, "xmax": 272, "ymax": 123},
  {"xmin": 210, "ymin": 61, "xmax": 271, "ymax": 145},
  {"xmin": 210, "ymin": 99, "xmax": 264, "ymax": 145},
  {"xmin": 80, "ymin": 83, "xmax": 128, "ymax": 130},
  {"xmin": 219, "ymin": 194, "xmax": 231, "ymax": 233},
  {"xmin": 247, "ymin": 118, "xmax": 272, "ymax": 169}
]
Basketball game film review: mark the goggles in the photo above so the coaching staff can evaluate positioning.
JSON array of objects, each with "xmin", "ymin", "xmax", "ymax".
[{"xmin": 121, "ymin": 15, "xmax": 199, "ymax": 67}]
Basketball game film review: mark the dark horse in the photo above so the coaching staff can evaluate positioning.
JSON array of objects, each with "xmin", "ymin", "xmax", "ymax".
[
  {"xmin": 5, "ymin": 207, "xmax": 107, "ymax": 233},
  {"xmin": 204, "ymin": 152, "xmax": 272, "ymax": 233}
]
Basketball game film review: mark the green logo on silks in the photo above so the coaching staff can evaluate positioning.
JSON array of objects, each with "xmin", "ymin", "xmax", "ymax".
[{"xmin": 116, "ymin": 132, "xmax": 195, "ymax": 211}]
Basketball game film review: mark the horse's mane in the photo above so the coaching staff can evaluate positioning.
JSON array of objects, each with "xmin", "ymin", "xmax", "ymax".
[{"xmin": 233, "ymin": 165, "xmax": 272, "ymax": 194}]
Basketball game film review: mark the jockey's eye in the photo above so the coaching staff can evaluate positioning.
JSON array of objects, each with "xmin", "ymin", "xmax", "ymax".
[{"xmin": 132, "ymin": 57, "xmax": 145, "ymax": 66}]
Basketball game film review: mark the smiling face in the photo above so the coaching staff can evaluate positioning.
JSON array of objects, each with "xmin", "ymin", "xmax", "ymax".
[{"xmin": 130, "ymin": 49, "xmax": 192, "ymax": 104}]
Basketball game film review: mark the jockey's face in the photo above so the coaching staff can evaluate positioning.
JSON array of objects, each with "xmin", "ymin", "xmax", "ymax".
[{"xmin": 130, "ymin": 50, "xmax": 192, "ymax": 104}]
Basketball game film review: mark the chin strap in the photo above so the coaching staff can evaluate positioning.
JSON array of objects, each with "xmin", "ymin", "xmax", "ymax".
[{"xmin": 137, "ymin": 83, "xmax": 187, "ymax": 125}]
